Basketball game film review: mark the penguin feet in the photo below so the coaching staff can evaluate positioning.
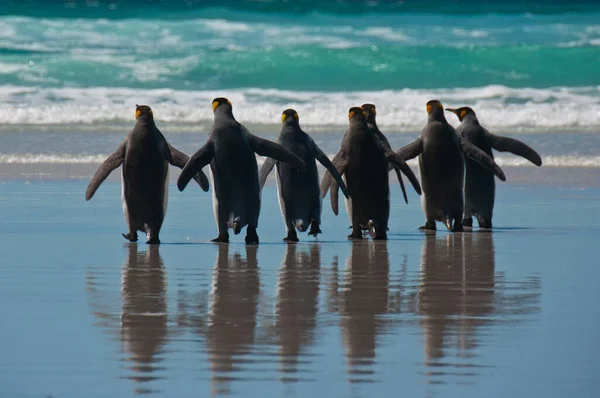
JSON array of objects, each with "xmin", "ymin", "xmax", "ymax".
[
  {"xmin": 211, "ymin": 232, "xmax": 229, "ymax": 243},
  {"xmin": 477, "ymin": 217, "xmax": 492, "ymax": 230},
  {"xmin": 462, "ymin": 217, "xmax": 473, "ymax": 228},
  {"xmin": 245, "ymin": 226, "xmax": 259, "ymax": 245},
  {"xmin": 418, "ymin": 220, "xmax": 436, "ymax": 231},
  {"xmin": 308, "ymin": 221, "xmax": 322, "ymax": 238},
  {"xmin": 452, "ymin": 223, "xmax": 464, "ymax": 233},
  {"xmin": 283, "ymin": 231, "xmax": 299, "ymax": 243},
  {"xmin": 122, "ymin": 232, "xmax": 138, "ymax": 242},
  {"xmin": 347, "ymin": 228, "xmax": 363, "ymax": 240}
]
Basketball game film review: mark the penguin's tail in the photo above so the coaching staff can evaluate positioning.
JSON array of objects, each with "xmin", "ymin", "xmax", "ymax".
[
  {"xmin": 233, "ymin": 217, "xmax": 242, "ymax": 235},
  {"xmin": 295, "ymin": 219, "xmax": 308, "ymax": 232}
]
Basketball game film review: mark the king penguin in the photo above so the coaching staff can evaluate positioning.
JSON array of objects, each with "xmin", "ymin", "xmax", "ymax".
[
  {"xmin": 446, "ymin": 106, "xmax": 542, "ymax": 228},
  {"xmin": 259, "ymin": 109, "xmax": 349, "ymax": 242},
  {"xmin": 321, "ymin": 107, "xmax": 421, "ymax": 240},
  {"xmin": 177, "ymin": 98, "xmax": 305, "ymax": 245},
  {"xmin": 362, "ymin": 103, "xmax": 415, "ymax": 204},
  {"xmin": 396, "ymin": 100, "xmax": 506, "ymax": 232},
  {"xmin": 85, "ymin": 105, "xmax": 209, "ymax": 244}
]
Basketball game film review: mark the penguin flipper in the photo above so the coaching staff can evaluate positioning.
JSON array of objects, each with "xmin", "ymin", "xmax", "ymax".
[
  {"xmin": 488, "ymin": 133, "xmax": 542, "ymax": 166},
  {"xmin": 85, "ymin": 140, "xmax": 126, "ymax": 201},
  {"xmin": 314, "ymin": 145, "xmax": 349, "ymax": 200},
  {"xmin": 248, "ymin": 134, "xmax": 305, "ymax": 170},
  {"xmin": 158, "ymin": 134, "xmax": 174, "ymax": 165},
  {"xmin": 167, "ymin": 144, "xmax": 210, "ymax": 191},
  {"xmin": 393, "ymin": 166, "xmax": 409, "ymax": 204},
  {"xmin": 259, "ymin": 158, "xmax": 276, "ymax": 190},
  {"xmin": 385, "ymin": 151, "xmax": 422, "ymax": 196},
  {"xmin": 396, "ymin": 138, "xmax": 423, "ymax": 161},
  {"xmin": 319, "ymin": 151, "xmax": 345, "ymax": 198},
  {"xmin": 460, "ymin": 138, "xmax": 507, "ymax": 181},
  {"xmin": 177, "ymin": 141, "xmax": 215, "ymax": 191},
  {"xmin": 330, "ymin": 176, "xmax": 341, "ymax": 216}
]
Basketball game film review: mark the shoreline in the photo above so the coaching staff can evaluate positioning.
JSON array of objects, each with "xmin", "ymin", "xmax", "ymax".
[{"xmin": 1, "ymin": 165, "xmax": 598, "ymax": 188}]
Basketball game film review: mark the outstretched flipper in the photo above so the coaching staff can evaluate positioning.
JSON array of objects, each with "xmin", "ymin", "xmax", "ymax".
[
  {"xmin": 177, "ymin": 141, "xmax": 215, "ymax": 191},
  {"xmin": 395, "ymin": 138, "xmax": 423, "ymax": 161},
  {"xmin": 325, "ymin": 157, "xmax": 348, "ymax": 215},
  {"xmin": 488, "ymin": 133, "xmax": 542, "ymax": 166},
  {"xmin": 393, "ymin": 166, "xmax": 409, "ymax": 204},
  {"xmin": 385, "ymin": 150, "xmax": 422, "ymax": 195},
  {"xmin": 85, "ymin": 140, "xmax": 126, "ymax": 201},
  {"xmin": 258, "ymin": 158, "xmax": 276, "ymax": 190},
  {"xmin": 247, "ymin": 132, "xmax": 305, "ymax": 170},
  {"xmin": 314, "ymin": 144, "xmax": 349, "ymax": 199},
  {"xmin": 320, "ymin": 151, "xmax": 343, "ymax": 198},
  {"xmin": 167, "ymin": 143, "xmax": 210, "ymax": 191},
  {"xmin": 460, "ymin": 138, "xmax": 506, "ymax": 181}
]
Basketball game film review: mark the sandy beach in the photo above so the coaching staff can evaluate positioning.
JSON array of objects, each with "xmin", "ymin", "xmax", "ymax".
[{"xmin": 1, "ymin": 168, "xmax": 599, "ymax": 397}]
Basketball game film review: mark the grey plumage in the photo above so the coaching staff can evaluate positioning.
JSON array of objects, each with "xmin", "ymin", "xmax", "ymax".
[
  {"xmin": 396, "ymin": 100, "xmax": 506, "ymax": 232},
  {"xmin": 85, "ymin": 105, "xmax": 209, "ymax": 244},
  {"xmin": 259, "ymin": 109, "xmax": 348, "ymax": 242},
  {"xmin": 446, "ymin": 106, "xmax": 542, "ymax": 228},
  {"xmin": 321, "ymin": 107, "xmax": 422, "ymax": 240},
  {"xmin": 177, "ymin": 98, "xmax": 305, "ymax": 244}
]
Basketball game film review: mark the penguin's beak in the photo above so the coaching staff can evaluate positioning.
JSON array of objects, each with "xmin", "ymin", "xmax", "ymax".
[{"xmin": 445, "ymin": 108, "xmax": 458, "ymax": 115}]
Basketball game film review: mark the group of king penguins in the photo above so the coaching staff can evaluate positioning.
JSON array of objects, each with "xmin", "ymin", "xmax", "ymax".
[{"xmin": 85, "ymin": 98, "xmax": 542, "ymax": 245}]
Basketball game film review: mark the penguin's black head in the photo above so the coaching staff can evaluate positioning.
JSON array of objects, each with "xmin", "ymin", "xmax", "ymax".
[
  {"xmin": 281, "ymin": 109, "xmax": 299, "ymax": 125},
  {"xmin": 211, "ymin": 97, "xmax": 233, "ymax": 114},
  {"xmin": 361, "ymin": 103, "xmax": 377, "ymax": 124},
  {"xmin": 135, "ymin": 104, "xmax": 153, "ymax": 120},
  {"xmin": 426, "ymin": 99, "xmax": 446, "ymax": 121},
  {"xmin": 445, "ymin": 106, "xmax": 476, "ymax": 122},
  {"xmin": 348, "ymin": 107, "xmax": 366, "ymax": 123}
]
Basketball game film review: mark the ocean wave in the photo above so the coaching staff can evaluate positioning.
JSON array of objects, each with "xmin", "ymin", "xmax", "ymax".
[
  {"xmin": 0, "ymin": 85, "xmax": 598, "ymax": 132},
  {"xmin": 1, "ymin": 15, "xmax": 599, "ymax": 90},
  {"xmin": 1, "ymin": 153, "xmax": 599, "ymax": 168}
]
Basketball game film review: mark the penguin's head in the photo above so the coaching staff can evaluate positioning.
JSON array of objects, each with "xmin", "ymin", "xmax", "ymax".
[
  {"xmin": 426, "ymin": 100, "xmax": 446, "ymax": 122},
  {"xmin": 211, "ymin": 97, "xmax": 233, "ymax": 116},
  {"xmin": 361, "ymin": 103, "xmax": 377, "ymax": 124},
  {"xmin": 348, "ymin": 106, "xmax": 366, "ymax": 123},
  {"xmin": 445, "ymin": 106, "xmax": 476, "ymax": 122},
  {"xmin": 281, "ymin": 109, "xmax": 300, "ymax": 125},
  {"xmin": 135, "ymin": 105, "xmax": 153, "ymax": 120}
]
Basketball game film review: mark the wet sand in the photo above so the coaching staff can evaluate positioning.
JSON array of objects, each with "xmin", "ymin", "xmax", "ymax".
[{"xmin": 1, "ymin": 178, "xmax": 599, "ymax": 397}]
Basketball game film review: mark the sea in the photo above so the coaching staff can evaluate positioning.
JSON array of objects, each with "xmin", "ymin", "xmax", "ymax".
[{"xmin": 1, "ymin": 0, "xmax": 600, "ymax": 173}]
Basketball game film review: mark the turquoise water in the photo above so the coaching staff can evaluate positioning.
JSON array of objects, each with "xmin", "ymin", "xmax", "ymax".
[{"xmin": 0, "ymin": 1, "xmax": 599, "ymax": 130}]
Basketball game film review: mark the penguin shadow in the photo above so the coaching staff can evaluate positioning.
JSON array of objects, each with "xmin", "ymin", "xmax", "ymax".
[
  {"xmin": 417, "ymin": 233, "xmax": 496, "ymax": 382},
  {"xmin": 336, "ymin": 240, "xmax": 394, "ymax": 383},
  {"xmin": 272, "ymin": 243, "xmax": 321, "ymax": 383},
  {"xmin": 203, "ymin": 244, "xmax": 261, "ymax": 396},
  {"xmin": 86, "ymin": 243, "xmax": 169, "ymax": 395}
]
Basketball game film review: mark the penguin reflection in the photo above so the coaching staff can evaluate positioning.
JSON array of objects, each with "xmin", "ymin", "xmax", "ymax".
[
  {"xmin": 274, "ymin": 243, "xmax": 321, "ymax": 381},
  {"xmin": 120, "ymin": 244, "xmax": 168, "ymax": 391},
  {"xmin": 339, "ymin": 240, "xmax": 390, "ymax": 383},
  {"xmin": 207, "ymin": 244, "xmax": 260, "ymax": 395},
  {"xmin": 418, "ymin": 233, "xmax": 494, "ymax": 370}
]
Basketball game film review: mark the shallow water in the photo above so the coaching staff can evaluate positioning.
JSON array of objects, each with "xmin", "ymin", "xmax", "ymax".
[{"xmin": 1, "ymin": 180, "xmax": 599, "ymax": 397}]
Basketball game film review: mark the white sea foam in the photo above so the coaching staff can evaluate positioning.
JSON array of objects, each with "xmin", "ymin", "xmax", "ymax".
[
  {"xmin": 0, "ymin": 85, "xmax": 598, "ymax": 132},
  {"xmin": 1, "ymin": 154, "xmax": 599, "ymax": 168},
  {"xmin": 0, "ymin": 154, "xmax": 107, "ymax": 164}
]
